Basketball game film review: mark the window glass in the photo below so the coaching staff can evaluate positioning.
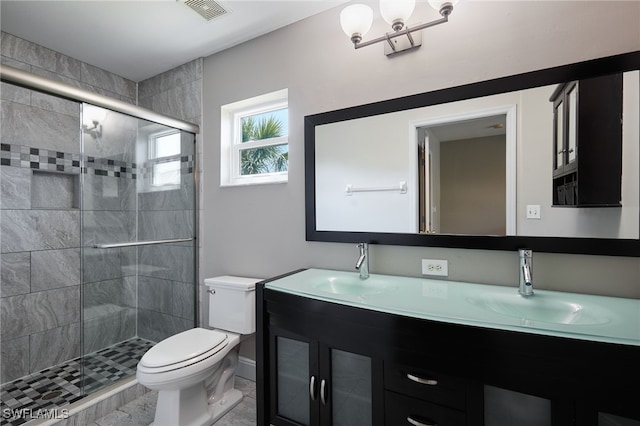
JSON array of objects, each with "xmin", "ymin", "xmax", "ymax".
[
  {"xmin": 220, "ymin": 89, "xmax": 289, "ymax": 186},
  {"xmin": 150, "ymin": 131, "xmax": 181, "ymax": 187},
  {"xmin": 154, "ymin": 132, "xmax": 181, "ymax": 157},
  {"xmin": 240, "ymin": 143, "xmax": 288, "ymax": 175}
]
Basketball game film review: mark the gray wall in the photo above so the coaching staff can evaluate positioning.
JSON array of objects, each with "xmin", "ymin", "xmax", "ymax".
[
  {"xmin": 0, "ymin": 32, "xmax": 137, "ymax": 383},
  {"xmin": 200, "ymin": 0, "xmax": 640, "ymax": 343}
]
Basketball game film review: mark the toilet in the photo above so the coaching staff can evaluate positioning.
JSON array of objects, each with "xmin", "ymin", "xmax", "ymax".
[{"xmin": 136, "ymin": 276, "xmax": 261, "ymax": 426}]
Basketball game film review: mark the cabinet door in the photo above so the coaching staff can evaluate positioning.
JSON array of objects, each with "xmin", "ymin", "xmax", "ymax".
[
  {"xmin": 484, "ymin": 385, "xmax": 551, "ymax": 426},
  {"xmin": 329, "ymin": 349, "xmax": 373, "ymax": 426},
  {"xmin": 272, "ymin": 333, "xmax": 317, "ymax": 426},
  {"xmin": 271, "ymin": 331, "xmax": 374, "ymax": 426},
  {"xmin": 598, "ymin": 413, "xmax": 640, "ymax": 426},
  {"xmin": 553, "ymin": 98, "xmax": 565, "ymax": 174},
  {"xmin": 566, "ymin": 82, "xmax": 578, "ymax": 166}
]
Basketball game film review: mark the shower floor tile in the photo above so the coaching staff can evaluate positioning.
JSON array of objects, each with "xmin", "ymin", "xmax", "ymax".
[{"xmin": 0, "ymin": 338, "xmax": 154, "ymax": 426}]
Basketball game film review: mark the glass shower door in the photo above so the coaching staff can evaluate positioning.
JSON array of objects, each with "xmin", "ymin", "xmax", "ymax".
[{"xmin": 80, "ymin": 104, "xmax": 196, "ymax": 394}]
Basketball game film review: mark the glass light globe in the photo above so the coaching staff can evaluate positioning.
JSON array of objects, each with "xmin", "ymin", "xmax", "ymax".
[
  {"xmin": 428, "ymin": 0, "xmax": 458, "ymax": 16},
  {"xmin": 380, "ymin": 0, "xmax": 416, "ymax": 29},
  {"xmin": 340, "ymin": 4, "xmax": 374, "ymax": 40}
]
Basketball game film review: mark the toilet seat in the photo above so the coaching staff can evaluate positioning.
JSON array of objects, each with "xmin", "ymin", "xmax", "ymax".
[{"xmin": 139, "ymin": 328, "xmax": 229, "ymax": 374}]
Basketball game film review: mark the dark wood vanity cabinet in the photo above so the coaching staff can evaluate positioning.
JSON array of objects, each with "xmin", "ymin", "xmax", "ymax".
[
  {"xmin": 550, "ymin": 73, "xmax": 623, "ymax": 207},
  {"xmin": 257, "ymin": 280, "xmax": 640, "ymax": 426}
]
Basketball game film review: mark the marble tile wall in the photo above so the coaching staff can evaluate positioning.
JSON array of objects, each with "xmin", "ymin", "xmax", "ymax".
[
  {"xmin": 1, "ymin": 32, "xmax": 137, "ymax": 104},
  {"xmin": 0, "ymin": 31, "xmax": 138, "ymax": 384},
  {"xmin": 138, "ymin": 59, "xmax": 202, "ymax": 125},
  {"xmin": 137, "ymin": 61, "xmax": 201, "ymax": 338}
]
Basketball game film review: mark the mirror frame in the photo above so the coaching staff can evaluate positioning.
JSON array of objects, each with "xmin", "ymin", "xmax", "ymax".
[{"xmin": 305, "ymin": 51, "xmax": 640, "ymax": 256}]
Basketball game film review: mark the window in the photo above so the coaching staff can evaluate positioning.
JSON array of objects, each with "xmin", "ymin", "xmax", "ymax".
[
  {"xmin": 221, "ymin": 89, "xmax": 288, "ymax": 186},
  {"xmin": 149, "ymin": 130, "xmax": 181, "ymax": 188}
]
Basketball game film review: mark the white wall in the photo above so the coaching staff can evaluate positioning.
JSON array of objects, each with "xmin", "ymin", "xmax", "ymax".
[
  {"xmin": 315, "ymin": 112, "xmax": 416, "ymax": 233},
  {"xmin": 200, "ymin": 0, "xmax": 640, "ymax": 342}
]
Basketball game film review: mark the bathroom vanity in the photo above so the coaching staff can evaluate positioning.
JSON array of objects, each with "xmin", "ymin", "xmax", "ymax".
[{"xmin": 256, "ymin": 269, "xmax": 640, "ymax": 426}]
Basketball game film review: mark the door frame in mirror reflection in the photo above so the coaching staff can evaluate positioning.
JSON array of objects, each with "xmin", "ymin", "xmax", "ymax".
[
  {"xmin": 304, "ymin": 51, "xmax": 640, "ymax": 256},
  {"xmin": 410, "ymin": 105, "xmax": 516, "ymax": 236}
]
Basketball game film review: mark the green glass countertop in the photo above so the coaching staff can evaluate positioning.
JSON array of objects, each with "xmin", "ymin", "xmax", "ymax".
[{"xmin": 265, "ymin": 268, "xmax": 640, "ymax": 346}]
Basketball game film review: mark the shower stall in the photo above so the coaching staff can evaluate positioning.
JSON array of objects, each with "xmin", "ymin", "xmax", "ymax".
[{"xmin": 0, "ymin": 65, "xmax": 198, "ymax": 424}]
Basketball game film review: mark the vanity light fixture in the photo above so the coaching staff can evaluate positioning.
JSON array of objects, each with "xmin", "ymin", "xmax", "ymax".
[{"xmin": 340, "ymin": 0, "xmax": 457, "ymax": 56}]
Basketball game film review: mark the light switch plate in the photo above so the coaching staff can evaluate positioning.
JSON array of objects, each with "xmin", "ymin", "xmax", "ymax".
[{"xmin": 422, "ymin": 259, "xmax": 448, "ymax": 277}]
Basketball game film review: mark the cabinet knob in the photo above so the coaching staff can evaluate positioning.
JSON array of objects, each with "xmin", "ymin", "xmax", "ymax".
[
  {"xmin": 407, "ymin": 416, "xmax": 438, "ymax": 426},
  {"xmin": 407, "ymin": 372, "xmax": 438, "ymax": 386}
]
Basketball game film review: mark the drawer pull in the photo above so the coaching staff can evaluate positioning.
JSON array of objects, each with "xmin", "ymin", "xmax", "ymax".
[
  {"xmin": 407, "ymin": 416, "xmax": 438, "ymax": 426},
  {"xmin": 407, "ymin": 373, "xmax": 438, "ymax": 386},
  {"xmin": 310, "ymin": 376, "xmax": 317, "ymax": 401}
]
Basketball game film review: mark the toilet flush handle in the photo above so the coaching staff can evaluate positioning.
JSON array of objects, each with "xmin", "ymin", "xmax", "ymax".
[{"xmin": 207, "ymin": 289, "xmax": 216, "ymax": 295}]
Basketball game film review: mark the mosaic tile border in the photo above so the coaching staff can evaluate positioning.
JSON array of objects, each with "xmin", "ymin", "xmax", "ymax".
[
  {"xmin": 1, "ymin": 143, "xmax": 194, "ymax": 180},
  {"xmin": 85, "ymin": 156, "xmax": 137, "ymax": 179},
  {"xmin": 0, "ymin": 338, "xmax": 154, "ymax": 426},
  {"xmin": 0, "ymin": 144, "xmax": 80, "ymax": 174},
  {"xmin": 138, "ymin": 156, "xmax": 195, "ymax": 178}
]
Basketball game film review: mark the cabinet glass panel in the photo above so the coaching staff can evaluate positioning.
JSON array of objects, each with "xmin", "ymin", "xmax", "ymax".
[
  {"xmin": 599, "ymin": 413, "xmax": 640, "ymax": 426},
  {"xmin": 555, "ymin": 100, "xmax": 564, "ymax": 169},
  {"xmin": 484, "ymin": 385, "xmax": 551, "ymax": 426},
  {"xmin": 331, "ymin": 349, "xmax": 372, "ymax": 426},
  {"xmin": 567, "ymin": 85, "xmax": 577, "ymax": 163},
  {"xmin": 276, "ymin": 336, "xmax": 310, "ymax": 425}
]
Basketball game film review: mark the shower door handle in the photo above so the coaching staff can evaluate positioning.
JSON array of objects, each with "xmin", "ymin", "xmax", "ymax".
[{"xmin": 93, "ymin": 237, "xmax": 194, "ymax": 249}]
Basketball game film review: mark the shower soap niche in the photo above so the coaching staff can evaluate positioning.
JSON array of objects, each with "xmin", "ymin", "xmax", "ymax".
[{"xmin": 31, "ymin": 170, "xmax": 80, "ymax": 209}]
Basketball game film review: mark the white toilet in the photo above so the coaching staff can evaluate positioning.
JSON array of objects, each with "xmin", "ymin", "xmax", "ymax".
[{"xmin": 136, "ymin": 276, "xmax": 261, "ymax": 426}]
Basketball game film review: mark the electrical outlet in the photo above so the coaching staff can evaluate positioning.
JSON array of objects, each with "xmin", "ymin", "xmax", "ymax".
[
  {"xmin": 526, "ymin": 204, "xmax": 541, "ymax": 219},
  {"xmin": 421, "ymin": 259, "xmax": 448, "ymax": 277}
]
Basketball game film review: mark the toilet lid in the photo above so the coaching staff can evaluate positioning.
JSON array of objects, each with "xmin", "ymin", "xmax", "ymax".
[{"xmin": 140, "ymin": 328, "xmax": 228, "ymax": 369}]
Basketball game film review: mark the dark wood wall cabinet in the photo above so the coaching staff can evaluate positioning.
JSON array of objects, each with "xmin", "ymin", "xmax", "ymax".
[
  {"xmin": 257, "ymin": 280, "xmax": 640, "ymax": 426},
  {"xmin": 550, "ymin": 73, "xmax": 623, "ymax": 207}
]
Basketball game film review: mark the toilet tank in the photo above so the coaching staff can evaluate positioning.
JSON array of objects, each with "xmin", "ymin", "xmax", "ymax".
[{"xmin": 204, "ymin": 276, "xmax": 262, "ymax": 334}]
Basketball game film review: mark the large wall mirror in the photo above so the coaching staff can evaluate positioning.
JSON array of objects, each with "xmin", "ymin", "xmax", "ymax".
[{"xmin": 305, "ymin": 52, "xmax": 640, "ymax": 256}]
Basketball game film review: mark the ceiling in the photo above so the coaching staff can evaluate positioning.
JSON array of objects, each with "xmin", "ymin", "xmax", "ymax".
[{"xmin": 0, "ymin": 0, "xmax": 346, "ymax": 82}]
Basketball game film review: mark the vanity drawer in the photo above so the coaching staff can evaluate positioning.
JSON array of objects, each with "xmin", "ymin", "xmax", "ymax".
[
  {"xmin": 384, "ymin": 363, "xmax": 466, "ymax": 410},
  {"xmin": 385, "ymin": 391, "xmax": 466, "ymax": 426}
]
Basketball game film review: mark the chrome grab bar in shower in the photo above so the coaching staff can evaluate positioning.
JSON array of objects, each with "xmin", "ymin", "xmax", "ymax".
[{"xmin": 93, "ymin": 237, "xmax": 194, "ymax": 249}]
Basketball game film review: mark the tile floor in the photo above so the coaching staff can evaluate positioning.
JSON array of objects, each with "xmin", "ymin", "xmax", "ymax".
[
  {"xmin": 1, "ymin": 339, "xmax": 154, "ymax": 426},
  {"xmin": 88, "ymin": 377, "xmax": 257, "ymax": 426}
]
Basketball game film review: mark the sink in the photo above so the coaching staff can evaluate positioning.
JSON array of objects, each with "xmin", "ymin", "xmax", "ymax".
[
  {"xmin": 467, "ymin": 292, "xmax": 611, "ymax": 326},
  {"xmin": 266, "ymin": 269, "xmax": 640, "ymax": 344},
  {"xmin": 311, "ymin": 275, "xmax": 397, "ymax": 296}
]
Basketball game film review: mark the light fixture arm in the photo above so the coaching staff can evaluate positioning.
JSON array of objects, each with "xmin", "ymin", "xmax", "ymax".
[{"xmin": 353, "ymin": 15, "xmax": 449, "ymax": 50}]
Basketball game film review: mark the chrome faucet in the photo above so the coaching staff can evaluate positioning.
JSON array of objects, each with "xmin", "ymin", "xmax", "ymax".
[
  {"xmin": 355, "ymin": 243, "xmax": 369, "ymax": 279},
  {"xmin": 518, "ymin": 249, "xmax": 534, "ymax": 296}
]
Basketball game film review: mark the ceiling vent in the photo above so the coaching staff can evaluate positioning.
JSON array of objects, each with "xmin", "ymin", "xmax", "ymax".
[{"xmin": 179, "ymin": 0, "xmax": 228, "ymax": 21}]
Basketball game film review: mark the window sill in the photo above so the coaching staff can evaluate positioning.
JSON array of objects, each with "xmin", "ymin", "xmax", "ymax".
[{"xmin": 220, "ymin": 175, "xmax": 288, "ymax": 188}]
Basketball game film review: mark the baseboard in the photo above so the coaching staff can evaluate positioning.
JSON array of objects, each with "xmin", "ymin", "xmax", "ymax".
[{"xmin": 236, "ymin": 356, "xmax": 256, "ymax": 382}]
